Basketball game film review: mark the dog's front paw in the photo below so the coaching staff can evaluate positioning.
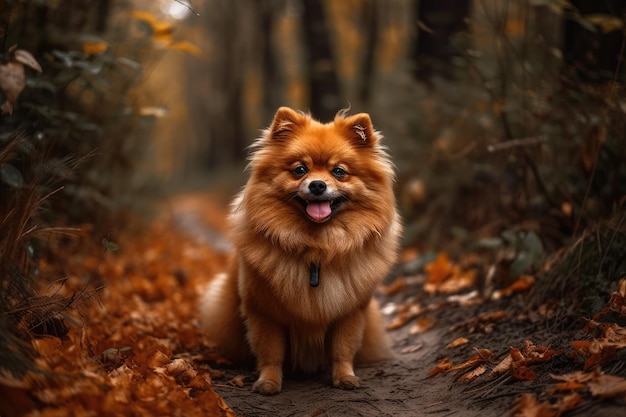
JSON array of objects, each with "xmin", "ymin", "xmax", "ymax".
[
  {"xmin": 253, "ymin": 378, "xmax": 282, "ymax": 395},
  {"xmin": 333, "ymin": 375, "xmax": 360, "ymax": 390}
]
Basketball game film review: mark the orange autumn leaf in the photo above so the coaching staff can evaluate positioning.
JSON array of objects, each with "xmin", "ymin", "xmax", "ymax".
[
  {"xmin": 386, "ymin": 303, "xmax": 423, "ymax": 330},
  {"xmin": 510, "ymin": 363, "xmax": 537, "ymax": 381},
  {"xmin": 511, "ymin": 346, "xmax": 525, "ymax": 362},
  {"xmin": 510, "ymin": 392, "xmax": 581, "ymax": 417},
  {"xmin": 521, "ymin": 340, "xmax": 564, "ymax": 363},
  {"xmin": 424, "ymin": 252, "xmax": 477, "ymax": 294},
  {"xmin": 425, "ymin": 252, "xmax": 456, "ymax": 285},
  {"xmin": 588, "ymin": 374, "xmax": 626, "ymax": 398},
  {"xmin": 228, "ymin": 374, "xmax": 247, "ymax": 388},
  {"xmin": 409, "ymin": 317, "xmax": 435, "ymax": 335},
  {"xmin": 448, "ymin": 349, "xmax": 494, "ymax": 373},
  {"xmin": 21, "ymin": 193, "xmax": 238, "ymax": 417},
  {"xmin": 571, "ymin": 340, "xmax": 591, "ymax": 350},
  {"xmin": 559, "ymin": 393, "xmax": 584, "ymax": 413},
  {"xmin": 400, "ymin": 343, "xmax": 423, "ymax": 354},
  {"xmin": 428, "ymin": 358, "xmax": 452, "ymax": 377},
  {"xmin": 458, "ymin": 364, "xmax": 487, "ymax": 382},
  {"xmin": 550, "ymin": 370, "xmax": 597, "ymax": 384},
  {"xmin": 510, "ymin": 393, "xmax": 557, "ymax": 417},
  {"xmin": 594, "ymin": 278, "xmax": 626, "ymax": 319},
  {"xmin": 399, "ymin": 246, "xmax": 420, "ymax": 263},
  {"xmin": 82, "ymin": 42, "xmax": 109, "ymax": 56},
  {"xmin": 550, "ymin": 381, "xmax": 586, "ymax": 392},
  {"xmin": 492, "ymin": 274, "xmax": 535, "ymax": 299},
  {"xmin": 437, "ymin": 269, "xmax": 476, "ymax": 294},
  {"xmin": 571, "ymin": 336, "xmax": 624, "ymax": 370},
  {"xmin": 490, "ymin": 354, "xmax": 513, "ymax": 375},
  {"xmin": 505, "ymin": 341, "xmax": 563, "ymax": 381},
  {"xmin": 380, "ymin": 276, "xmax": 406, "ymax": 296},
  {"xmin": 446, "ymin": 337, "xmax": 469, "ymax": 349},
  {"xmin": 456, "ymin": 310, "xmax": 506, "ymax": 334}
]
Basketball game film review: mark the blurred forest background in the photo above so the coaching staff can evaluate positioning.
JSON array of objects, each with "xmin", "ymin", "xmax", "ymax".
[{"xmin": 1, "ymin": 0, "xmax": 625, "ymax": 389}]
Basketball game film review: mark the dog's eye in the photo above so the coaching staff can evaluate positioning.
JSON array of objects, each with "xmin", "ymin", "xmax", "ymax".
[
  {"xmin": 293, "ymin": 164, "xmax": 308, "ymax": 177},
  {"xmin": 331, "ymin": 167, "xmax": 347, "ymax": 179}
]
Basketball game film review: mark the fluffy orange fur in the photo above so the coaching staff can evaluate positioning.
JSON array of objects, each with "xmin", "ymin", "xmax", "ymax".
[{"xmin": 200, "ymin": 107, "xmax": 401, "ymax": 395}]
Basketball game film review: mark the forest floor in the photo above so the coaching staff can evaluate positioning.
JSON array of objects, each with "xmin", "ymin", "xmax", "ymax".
[{"xmin": 3, "ymin": 191, "xmax": 626, "ymax": 417}]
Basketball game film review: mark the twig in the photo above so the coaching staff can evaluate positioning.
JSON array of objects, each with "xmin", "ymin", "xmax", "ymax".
[
  {"xmin": 486, "ymin": 136, "xmax": 546, "ymax": 152},
  {"xmin": 174, "ymin": 0, "xmax": 200, "ymax": 16}
]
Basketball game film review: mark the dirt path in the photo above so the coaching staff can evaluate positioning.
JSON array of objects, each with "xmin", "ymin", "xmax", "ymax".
[{"xmin": 212, "ymin": 327, "xmax": 506, "ymax": 417}]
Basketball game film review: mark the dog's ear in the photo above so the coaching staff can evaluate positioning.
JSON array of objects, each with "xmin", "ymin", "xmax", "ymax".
[
  {"xmin": 342, "ymin": 113, "xmax": 380, "ymax": 148},
  {"xmin": 269, "ymin": 107, "xmax": 306, "ymax": 141}
]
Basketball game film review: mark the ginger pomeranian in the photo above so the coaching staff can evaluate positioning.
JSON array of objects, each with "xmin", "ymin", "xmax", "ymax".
[{"xmin": 200, "ymin": 107, "xmax": 401, "ymax": 395}]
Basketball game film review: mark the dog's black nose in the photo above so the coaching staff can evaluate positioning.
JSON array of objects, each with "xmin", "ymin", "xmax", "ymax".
[{"xmin": 309, "ymin": 180, "xmax": 327, "ymax": 196}]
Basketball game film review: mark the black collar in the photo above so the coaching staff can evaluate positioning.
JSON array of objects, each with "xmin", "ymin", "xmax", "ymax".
[{"xmin": 309, "ymin": 263, "xmax": 320, "ymax": 287}]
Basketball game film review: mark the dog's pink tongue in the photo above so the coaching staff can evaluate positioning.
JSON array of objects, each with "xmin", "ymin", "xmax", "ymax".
[{"xmin": 306, "ymin": 201, "xmax": 331, "ymax": 221}]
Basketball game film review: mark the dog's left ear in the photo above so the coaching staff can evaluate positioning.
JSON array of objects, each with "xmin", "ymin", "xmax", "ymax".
[
  {"xmin": 342, "ymin": 113, "xmax": 380, "ymax": 148},
  {"xmin": 269, "ymin": 107, "xmax": 306, "ymax": 141}
]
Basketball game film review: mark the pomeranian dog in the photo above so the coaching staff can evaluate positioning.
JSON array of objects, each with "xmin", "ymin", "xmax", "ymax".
[{"xmin": 200, "ymin": 107, "xmax": 401, "ymax": 395}]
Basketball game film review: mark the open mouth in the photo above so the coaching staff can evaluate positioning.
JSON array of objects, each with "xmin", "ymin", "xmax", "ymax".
[{"xmin": 294, "ymin": 196, "xmax": 347, "ymax": 223}]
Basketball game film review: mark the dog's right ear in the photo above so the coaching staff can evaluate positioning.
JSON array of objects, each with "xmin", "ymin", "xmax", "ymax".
[{"xmin": 269, "ymin": 107, "xmax": 306, "ymax": 141}]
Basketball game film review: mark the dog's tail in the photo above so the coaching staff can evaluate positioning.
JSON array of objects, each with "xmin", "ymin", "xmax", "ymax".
[
  {"xmin": 356, "ymin": 298, "xmax": 393, "ymax": 363},
  {"xmin": 198, "ymin": 267, "xmax": 251, "ymax": 362}
]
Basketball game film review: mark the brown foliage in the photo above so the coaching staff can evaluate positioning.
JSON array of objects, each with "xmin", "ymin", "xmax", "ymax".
[{"xmin": 0, "ymin": 195, "xmax": 235, "ymax": 416}]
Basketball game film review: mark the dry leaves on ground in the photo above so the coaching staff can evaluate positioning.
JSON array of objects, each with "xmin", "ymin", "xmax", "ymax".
[{"xmin": 0, "ymin": 197, "xmax": 236, "ymax": 417}]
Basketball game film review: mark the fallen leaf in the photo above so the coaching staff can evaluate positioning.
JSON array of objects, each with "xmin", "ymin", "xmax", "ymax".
[
  {"xmin": 428, "ymin": 358, "xmax": 452, "ymax": 377},
  {"xmin": 13, "ymin": 49, "xmax": 42, "ymax": 72},
  {"xmin": 446, "ymin": 337, "xmax": 469, "ymax": 349},
  {"xmin": 550, "ymin": 381, "xmax": 586, "ymax": 393},
  {"xmin": 437, "ymin": 269, "xmax": 476, "ymax": 294},
  {"xmin": 386, "ymin": 303, "xmax": 423, "ymax": 330},
  {"xmin": 380, "ymin": 277, "xmax": 406, "ymax": 296},
  {"xmin": 510, "ymin": 393, "xmax": 557, "ymax": 417},
  {"xmin": 510, "ymin": 363, "xmax": 537, "ymax": 381},
  {"xmin": 511, "ymin": 392, "xmax": 581, "ymax": 417},
  {"xmin": 572, "ymin": 338, "xmax": 621, "ymax": 370},
  {"xmin": 189, "ymin": 374, "xmax": 212, "ymax": 391},
  {"xmin": 550, "ymin": 370, "xmax": 597, "ymax": 384},
  {"xmin": 409, "ymin": 317, "xmax": 435, "ymax": 334},
  {"xmin": 453, "ymin": 310, "xmax": 506, "ymax": 334},
  {"xmin": 504, "ymin": 341, "xmax": 563, "ymax": 381},
  {"xmin": 399, "ymin": 246, "xmax": 420, "ymax": 263},
  {"xmin": 448, "ymin": 349, "xmax": 493, "ymax": 373},
  {"xmin": 228, "ymin": 374, "xmax": 247, "ymax": 388},
  {"xmin": 146, "ymin": 349, "xmax": 171, "ymax": 368},
  {"xmin": 458, "ymin": 364, "xmax": 487, "ymax": 382},
  {"xmin": 0, "ymin": 61, "xmax": 25, "ymax": 114},
  {"xmin": 425, "ymin": 252, "xmax": 455, "ymax": 286},
  {"xmin": 521, "ymin": 340, "xmax": 564, "ymax": 363},
  {"xmin": 424, "ymin": 252, "xmax": 477, "ymax": 294},
  {"xmin": 400, "ymin": 343, "xmax": 423, "ymax": 354},
  {"xmin": 83, "ymin": 41, "xmax": 109, "ymax": 56},
  {"xmin": 490, "ymin": 354, "xmax": 512, "ymax": 375},
  {"xmin": 593, "ymin": 278, "xmax": 626, "ymax": 319},
  {"xmin": 492, "ymin": 274, "xmax": 535, "ymax": 299},
  {"xmin": 559, "ymin": 393, "xmax": 583, "ymax": 413},
  {"xmin": 446, "ymin": 290, "xmax": 481, "ymax": 307},
  {"xmin": 588, "ymin": 374, "xmax": 626, "ymax": 398}
]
